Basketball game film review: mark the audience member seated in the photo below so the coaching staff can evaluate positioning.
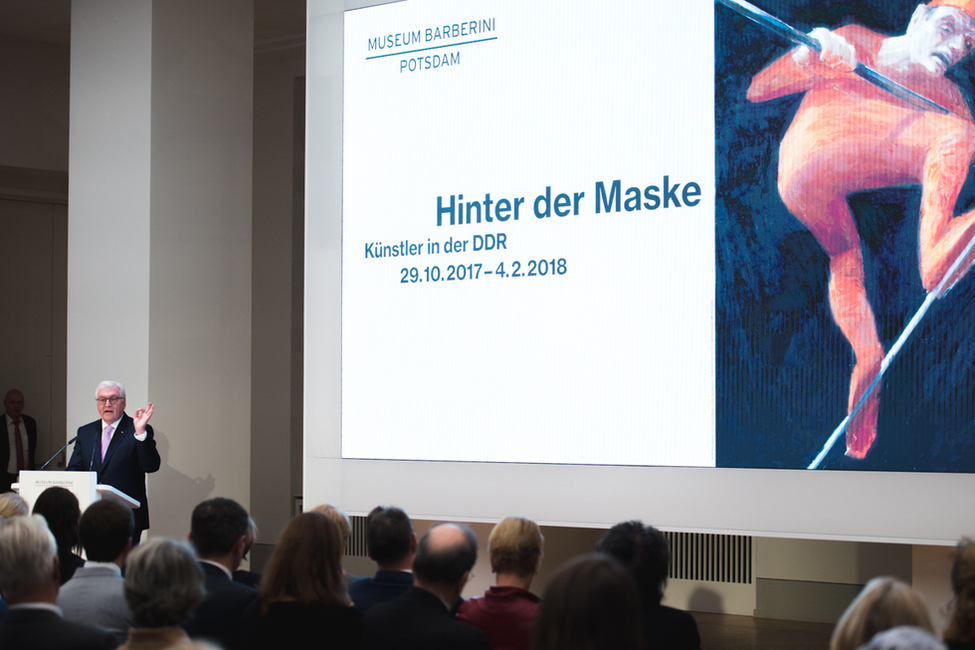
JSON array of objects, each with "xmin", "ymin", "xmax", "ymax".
[
  {"xmin": 0, "ymin": 491, "xmax": 29, "ymax": 519},
  {"xmin": 32, "ymin": 486, "xmax": 85, "ymax": 585},
  {"xmin": 0, "ymin": 515, "xmax": 116, "ymax": 650},
  {"xmin": 182, "ymin": 497, "xmax": 259, "ymax": 650},
  {"xmin": 597, "ymin": 520, "xmax": 701, "ymax": 650},
  {"xmin": 313, "ymin": 503, "xmax": 360, "ymax": 585},
  {"xmin": 58, "ymin": 499, "xmax": 136, "ymax": 645},
  {"xmin": 120, "ymin": 537, "xmax": 211, "ymax": 650},
  {"xmin": 531, "ymin": 553, "xmax": 642, "ymax": 650},
  {"xmin": 457, "ymin": 517, "xmax": 544, "ymax": 650},
  {"xmin": 232, "ymin": 517, "xmax": 261, "ymax": 589},
  {"xmin": 253, "ymin": 511, "xmax": 360, "ymax": 649},
  {"xmin": 830, "ymin": 577, "xmax": 934, "ymax": 650},
  {"xmin": 861, "ymin": 626, "xmax": 948, "ymax": 650},
  {"xmin": 349, "ymin": 505, "xmax": 417, "ymax": 615},
  {"xmin": 363, "ymin": 523, "xmax": 491, "ymax": 650},
  {"xmin": 944, "ymin": 540, "xmax": 975, "ymax": 650}
]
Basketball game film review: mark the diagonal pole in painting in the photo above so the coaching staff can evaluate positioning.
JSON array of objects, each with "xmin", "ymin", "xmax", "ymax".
[
  {"xmin": 716, "ymin": 0, "xmax": 950, "ymax": 114},
  {"xmin": 807, "ymin": 234, "xmax": 975, "ymax": 469}
]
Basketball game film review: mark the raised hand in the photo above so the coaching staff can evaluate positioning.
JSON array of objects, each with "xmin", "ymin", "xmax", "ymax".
[{"xmin": 133, "ymin": 402, "xmax": 154, "ymax": 436}]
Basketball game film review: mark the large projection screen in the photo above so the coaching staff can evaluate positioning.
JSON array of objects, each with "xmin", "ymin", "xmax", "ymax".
[{"xmin": 305, "ymin": 0, "xmax": 975, "ymax": 544}]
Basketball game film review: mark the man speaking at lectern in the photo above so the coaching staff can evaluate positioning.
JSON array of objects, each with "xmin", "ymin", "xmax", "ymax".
[{"xmin": 68, "ymin": 381, "xmax": 160, "ymax": 543}]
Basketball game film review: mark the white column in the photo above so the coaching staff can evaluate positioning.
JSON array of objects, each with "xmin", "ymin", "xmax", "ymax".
[{"xmin": 68, "ymin": 0, "xmax": 253, "ymax": 537}]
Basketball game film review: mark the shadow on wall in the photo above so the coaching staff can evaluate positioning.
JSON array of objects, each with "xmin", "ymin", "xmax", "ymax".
[
  {"xmin": 148, "ymin": 430, "xmax": 216, "ymax": 538},
  {"xmin": 689, "ymin": 587, "xmax": 725, "ymax": 614}
]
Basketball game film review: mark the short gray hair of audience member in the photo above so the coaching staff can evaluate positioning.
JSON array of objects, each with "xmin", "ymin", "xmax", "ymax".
[
  {"xmin": 0, "ymin": 515, "xmax": 57, "ymax": 601},
  {"xmin": 489, "ymin": 517, "xmax": 543, "ymax": 576},
  {"xmin": 830, "ymin": 577, "xmax": 934, "ymax": 650},
  {"xmin": 413, "ymin": 522, "xmax": 478, "ymax": 585},
  {"xmin": 312, "ymin": 504, "xmax": 351, "ymax": 546},
  {"xmin": 243, "ymin": 516, "xmax": 258, "ymax": 554},
  {"xmin": 0, "ymin": 491, "xmax": 29, "ymax": 519},
  {"xmin": 531, "ymin": 553, "xmax": 642, "ymax": 650},
  {"xmin": 857, "ymin": 626, "xmax": 947, "ymax": 650},
  {"xmin": 95, "ymin": 380, "xmax": 126, "ymax": 399},
  {"xmin": 124, "ymin": 537, "xmax": 204, "ymax": 628}
]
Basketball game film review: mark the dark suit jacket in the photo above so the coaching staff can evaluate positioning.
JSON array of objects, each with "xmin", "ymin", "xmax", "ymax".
[
  {"xmin": 644, "ymin": 604, "xmax": 701, "ymax": 650},
  {"xmin": 67, "ymin": 414, "xmax": 160, "ymax": 530},
  {"xmin": 362, "ymin": 586, "xmax": 492, "ymax": 650},
  {"xmin": 1, "ymin": 413, "xmax": 37, "ymax": 490},
  {"xmin": 349, "ymin": 569, "xmax": 414, "ymax": 615},
  {"xmin": 183, "ymin": 562, "xmax": 260, "ymax": 650},
  {"xmin": 0, "ymin": 607, "xmax": 116, "ymax": 650}
]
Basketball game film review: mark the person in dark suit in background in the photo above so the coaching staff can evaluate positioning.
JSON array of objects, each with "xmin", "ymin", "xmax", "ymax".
[
  {"xmin": 183, "ymin": 497, "xmax": 259, "ymax": 650},
  {"xmin": 0, "ymin": 515, "xmax": 115, "ymax": 650},
  {"xmin": 2, "ymin": 389, "xmax": 36, "ymax": 493},
  {"xmin": 349, "ymin": 505, "xmax": 417, "ymax": 615},
  {"xmin": 362, "ymin": 522, "xmax": 491, "ymax": 650},
  {"xmin": 67, "ymin": 380, "xmax": 160, "ymax": 543},
  {"xmin": 597, "ymin": 521, "xmax": 701, "ymax": 650}
]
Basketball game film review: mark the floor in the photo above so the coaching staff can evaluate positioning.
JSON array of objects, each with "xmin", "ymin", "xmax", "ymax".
[{"xmin": 695, "ymin": 612, "xmax": 835, "ymax": 650}]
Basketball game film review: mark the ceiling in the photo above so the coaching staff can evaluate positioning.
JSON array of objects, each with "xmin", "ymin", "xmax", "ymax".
[{"xmin": 0, "ymin": 0, "xmax": 306, "ymax": 47}]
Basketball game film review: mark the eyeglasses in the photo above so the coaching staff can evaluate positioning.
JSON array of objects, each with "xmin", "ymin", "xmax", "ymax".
[{"xmin": 96, "ymin": 397, "xmax": 123, "ymax": 405}]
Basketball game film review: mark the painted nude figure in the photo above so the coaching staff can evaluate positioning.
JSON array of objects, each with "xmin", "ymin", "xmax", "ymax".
[{"xmin": 748, "ymin": 0, "xmax": 975, "ymax": 458}]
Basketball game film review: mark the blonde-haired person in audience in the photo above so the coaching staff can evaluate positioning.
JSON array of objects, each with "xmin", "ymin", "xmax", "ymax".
[
  {"xmin": 0, "ymin": 491, "xmax": 28, "ymax": 519},
  {"xmin": 312, "ymin": 503, "xmax": 359, "ymax": 585},
  {"xmin": 944, "ymin": 540, "xmax": 975, "ymax": 650},
  {"xmin": 458, "ymin": 517, "xmax": 544, "ymax": 650},
  {"xmin": 830, "ymin": 577, "xmax": 934, "ymax": 650}
]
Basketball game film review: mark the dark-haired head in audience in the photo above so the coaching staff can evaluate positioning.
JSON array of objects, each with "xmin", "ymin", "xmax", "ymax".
[
  {"xmin": 57, "ymin": 500, "xmax": 134, "ymax": 643},
  {"xmin": 81, "ymin": 499, "xmax": 134, "ymax": 564},
  {"xmin": 349, "ymin": 505, "xmax": 417, "ymax": 614},
  {"xmin": 232, "ymin": 516, "xmax": 261, "ymax": 589},
  {"xmin": 361, "ymin": 522, "xmax": 491, "ymax": 650},
  {"xmin": 532, "ymin": 553, "xmax": 642, "ymax": 650},
  {"xmin": 830, "ymin": 577, "xmax": 933, "ymax": 650},
  {"xmin": 124, "ymin": 538, "xmax": 205, "ymax": 638},
  {"xmin": 457, "ymin": 517, "xmax": 543, "ymax": 650},
  {"xmin": 184, "ymin": 497, "xmax": 259, "ymax": 650},
  {"xmin": 0, "ymin": 515, "xmax": 117, "ymax": 649},
  {"xmin": 861, "ymin": 626, "xmax": 947, "ymax": 650},
  {"xmin": 597, "ymin": 521, "xmax": 701, "ymax": 650},
  {"xmin": 944, "ymin": 539, "xmax": 975, "ymax": 650},
  {"xmin": 32, "ymin": 486, "xmax": 84, "ymax": 585},
  {"xmin": 257, "ymin": 511, "xmax": 360, "ymax": 648}
]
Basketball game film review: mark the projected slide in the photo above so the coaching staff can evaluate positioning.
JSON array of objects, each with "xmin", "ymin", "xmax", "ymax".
[
  {"xmin": 342, "ymin": 0, "xmax": 715, "ymax": 466},
  {"xmin": 716, "ymin": 0, "xmax": 975, "ymax": 472}
]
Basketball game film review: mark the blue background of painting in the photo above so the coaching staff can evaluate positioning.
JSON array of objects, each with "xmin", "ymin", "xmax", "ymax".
[{"xmin": 715, "ymin": 0, "xmax": 975, "ymax": 470}]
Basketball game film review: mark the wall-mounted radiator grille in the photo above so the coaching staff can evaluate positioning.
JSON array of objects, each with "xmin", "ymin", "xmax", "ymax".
[
  {"xmin": 665, "ymin": 532, "xmax": 752, "ymax": 584},
  {"xmin": 347, "ymin": 515, "xmax": 368, "ymax": 557}
]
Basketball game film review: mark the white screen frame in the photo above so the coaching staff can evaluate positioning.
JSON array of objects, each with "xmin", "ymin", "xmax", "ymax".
[{"xmin": 304, "ymin": 0, "xmax": 975, "ymax": 545}]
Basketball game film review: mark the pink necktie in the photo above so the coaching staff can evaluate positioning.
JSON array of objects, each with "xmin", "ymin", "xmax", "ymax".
[{"xmin": 101, "ymin": 424, "xmax": 114, "ymax": 462}]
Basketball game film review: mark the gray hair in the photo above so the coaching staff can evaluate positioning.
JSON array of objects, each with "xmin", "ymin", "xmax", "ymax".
[
  {"xmin": 124, "ymin": 537, "xmax": 204, "ymax": 627},
  {"xmin": 0, "ymin": 492, "xmax": 29, "ymax": 519},
  {"xmin": 0, "ymin": 515, "xmax": 58, "ymax": 600},
  {"xmin": 858, "ymin": 626, "xmax": 947, "ymax": 650},
  {"xmin": 95, "ymin": 380, "xmax": 126, "ymax": 399}
]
